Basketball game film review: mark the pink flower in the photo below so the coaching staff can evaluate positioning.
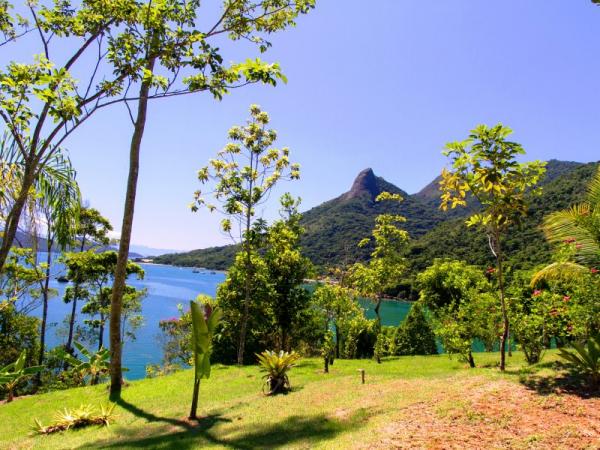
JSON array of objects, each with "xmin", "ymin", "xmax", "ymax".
[
  {"xmin": 563, "ymin": 238, "xmax": 576, "ymax": 244},
  {"xmin": 533, "ymin": 290, "xmax": 542, "ymax": 297},
  {"xmin": 486, "ymin": 267, "xmax": 496, "ymax": 274},
  {"xmin": 576, "ymin": 244, "xmax": 583, "ymax": 249},
  {"xmin": 591, "ymin": 268, "xmax": 598, "ymax": 274},
  {"xmin": 563, "ymin": 296, "xmax": 570, "ymax": 302}
]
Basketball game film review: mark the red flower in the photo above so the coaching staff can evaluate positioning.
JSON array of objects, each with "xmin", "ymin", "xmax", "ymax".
[
  {"xmin": 563, "ymin": 238, "xmax": 576, "ymax": 244},
  {"xmin": 563, "ymin": 296, "xmax": 570, "ymax": 302},
  {"xmin": 486, "ymin": 267, "xmax": 496, "ymax": 274},
  {"xmin": 533, "ymin": 290, "xmax": 542, "ymax": 297},
  {"xmin": 591, "ymin": 268, "xmax": 598, "ymax": 274}
]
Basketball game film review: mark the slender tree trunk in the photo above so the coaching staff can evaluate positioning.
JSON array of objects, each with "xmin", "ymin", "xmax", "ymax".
[
  {"xmin": 335, "ymin": 324, "xmax": 340, "ymax": 359},
  {"xmin": 7, "ymin": 388, "xmax": 14, "ymax": 403},
  {"xmin": 65, "ymin": 238, "xmax": 86, "ymax": 358},
  {"xmin": 36, "ymin": 238, "xmax": 54, "ymax": 388},
  {"xmin": 467, "ymin": 350, "xmax": 475, "ymax": 368},
  {"xmin": 237, "ymin": 160, "xmax": 255, "ymax": 365},
  {"xmin": 109, "ymin": 54, "xmax": 156, "ymax": 399},
  {"xmin": 324, "ymin": 356, "xmax": 329, "ymax": 373},
  {"xmin": 189, "ymin": 378, "xmax": 200, "ymax": 420},
  {"xmin": 98, "ymin": 320, "xmax": 104, "ymax": 351},
  {"xmin": 374, "ymin": 297, "xmax": 382, "ymax": 364},
  {"xmin": 0, "ymin": 164, "xmax": 37, "ymax": 271},
  {"xmin": 495, "ymin": 229, "xmax": 509, "ymax": 372}
]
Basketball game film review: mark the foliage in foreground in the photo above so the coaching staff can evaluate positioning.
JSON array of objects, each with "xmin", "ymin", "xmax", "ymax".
[
  {"xmin": 34, "ymin": 404, "xmax": 116, "ymax": 435},
  {"xmin": 558, "ymin": 334, "xmax": 600, "ymax": 387},
  {"xmin": 0, "ymin": 351, "xmax": 43, "ymax": 402},
  {"xmin": 257, "ymin": 350, "xmax": 301, "ymax": 395}
]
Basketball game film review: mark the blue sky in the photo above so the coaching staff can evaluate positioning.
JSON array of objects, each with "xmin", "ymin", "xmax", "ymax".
[{"xmin": 23, "ymin": 1, "xmax": 600, "ymax": 251}]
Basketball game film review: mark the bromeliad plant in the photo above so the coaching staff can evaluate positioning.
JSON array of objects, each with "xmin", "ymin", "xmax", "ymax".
[
  {"xmin": 558, "ymin": 334, "xmax": 600, "ymax": 388},
  {"xmin": 189, "ymin": 295, "xmax": 222, "ymax": 420},
  {"xmin": 256, "ymin": 350, "xmax": 301, "ymax": 395},
  {"xmin": 34, "ymin": 403, "xmax": 116, "ymax": 434},
  {"xmin": 0, "ymin": 351, "xmax": 43, "ymax": 402}
]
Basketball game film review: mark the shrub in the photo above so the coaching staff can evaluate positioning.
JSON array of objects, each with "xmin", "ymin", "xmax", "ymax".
[{"xmin": 394, "ymin": 303, "xmax": 437, "ymax": 356}]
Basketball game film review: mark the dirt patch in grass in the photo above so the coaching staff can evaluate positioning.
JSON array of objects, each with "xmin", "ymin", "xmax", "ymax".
[{"xmin": 370, "ymin": 376, "xmax": 600, "ymax": 449}]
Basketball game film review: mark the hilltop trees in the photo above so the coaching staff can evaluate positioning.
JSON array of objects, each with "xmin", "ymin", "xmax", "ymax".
[{"xmin": 440, "ymin": 124, "xmax": 546, "ymax": 370}]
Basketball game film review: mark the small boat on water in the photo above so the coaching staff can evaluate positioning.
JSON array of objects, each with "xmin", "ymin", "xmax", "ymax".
[{"xmin": 192, "ymin": 267, "xmax": 206, "ymax": 273}]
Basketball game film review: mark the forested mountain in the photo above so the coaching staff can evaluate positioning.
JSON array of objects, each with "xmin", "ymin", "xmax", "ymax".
[{"xmin": 154, "ymin": 160, "xmax": 598, "ymax": 271}]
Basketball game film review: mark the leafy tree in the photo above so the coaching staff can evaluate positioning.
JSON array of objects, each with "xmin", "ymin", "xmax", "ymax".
[
  {"xmin": 418, "ymin": 259, "xmax": 497, "ymax": 367},
  {"xmin": 189, "ymin": 296, "xmax": 222, "ymax": 420},
  {"xmin": 64, "ymin": 207, "xmax": 112, "ymax": 355},
  {"xmin": 394, "ymin": 302, "xmax": 437, "ymax": 356},
  {"xmin": 107, "ymin": 0, "xmax": 315, "ymax": 398},
  {"xmin": 215, "ymin": 250, "xmax": 274, "ymax": 364},
  {"xmin": 193, "ymin": 105, "xmax": 300, "ymax": 365},
  {"xmin": 0, "ymin": 248, "xmax": 45, "ymax": 370},
  {"xmin": 0, "ymin": 351, "xmax": 43, "ymax": 402},
  {"xmin": 440, "ymin": 124, "xmax": 546, "ymax": 370},
  {"xmin": 263, "ymin": 194, "xmax": 312, "ymax": 351},
  {"xmin": 312, "ymin": 283, "xmax": 363, "ymax": 359},
  {"xmin": 349, "ymin": 192, "xmax": 409, "ymax": 363},
  {"xmin": 62, "ymin": 251, "xmax": 145, "ymax": 352}
]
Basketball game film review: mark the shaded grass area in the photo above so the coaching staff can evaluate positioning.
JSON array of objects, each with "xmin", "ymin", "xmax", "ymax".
[{"xmin": 1, "ymin": 350, "xmax": 585, "ymax": 449}]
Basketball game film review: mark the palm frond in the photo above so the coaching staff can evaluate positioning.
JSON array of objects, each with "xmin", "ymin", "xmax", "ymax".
[
  {"xmin": 586, "ymin": 166, "xmax": 600, "ymax": 208},
  {"xmin": 530, "ymin": 261, "xmax": 589, "ymax": 287}
]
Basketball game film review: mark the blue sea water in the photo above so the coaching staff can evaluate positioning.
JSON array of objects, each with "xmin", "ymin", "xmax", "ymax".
[{"xmin": 31, "ymin": 254, "xmax": 411, "ymax": 380}]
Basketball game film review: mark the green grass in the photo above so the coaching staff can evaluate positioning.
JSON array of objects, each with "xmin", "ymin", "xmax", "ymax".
[{"xmin": 2, "ymin": 351, "xmax": 560, "ymax": 449}]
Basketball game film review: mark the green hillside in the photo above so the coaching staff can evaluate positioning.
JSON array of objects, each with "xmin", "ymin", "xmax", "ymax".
[{"xmin": 154, "ymin": 160, "xmax": 597, "ymax": 271}]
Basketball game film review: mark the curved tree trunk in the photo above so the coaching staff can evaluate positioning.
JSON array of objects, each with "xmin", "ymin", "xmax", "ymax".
[
  {"xmin": 0, "ymin": 164, "xmax": 37, "ymax": 271},
  {"xmin": 109, "ymin": 55, "xmax": 156, "ymax": 399}
]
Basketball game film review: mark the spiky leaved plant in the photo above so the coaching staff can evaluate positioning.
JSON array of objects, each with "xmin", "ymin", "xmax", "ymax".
[
  {"xmin": 558, "ymin": 334, "xmax": 600, "ymax": 388},
  {"xmin": 189, "ymin": 296, "xmax": 222, "ymax": 420},
  {"xmin": 0, "ymin": 351, "xmax": 43, "ymax": 402},
  {"xmin": 256, "ymin": 350, "xmax": 301, "ymax": 395},
  {"xmin": 34, "ymin": 403, "xmax": 116, "ymax": 434}
]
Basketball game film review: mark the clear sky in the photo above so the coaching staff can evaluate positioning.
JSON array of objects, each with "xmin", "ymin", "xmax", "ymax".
[{"xmin": 26, "ymin": 1, "xmax": 600, "ymax": 251}]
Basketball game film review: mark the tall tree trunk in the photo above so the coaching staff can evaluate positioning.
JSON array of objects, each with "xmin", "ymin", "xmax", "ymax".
[
  {"xmin": 36, "ymin": 237, "xmax": 54, "ymax": 388},
  {"xmin": 0, "ymin": 163, "xmax": 37, "ymax": 271},
  {"xmin": 495, "ymin": 229, "xmax": 508, "ymax": 372},
  {"xmin": 109, "ymin": 55, "xmax": 156, "ymax": 399},
  {"xmin": 237, "ymin": 159, "xmax": 255, "ymax": 365}
]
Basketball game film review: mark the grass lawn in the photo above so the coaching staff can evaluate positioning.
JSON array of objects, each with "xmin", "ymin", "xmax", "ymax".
[{"xmin": 2, "ymin": 351, "xmax": 599, "ymax": 449}]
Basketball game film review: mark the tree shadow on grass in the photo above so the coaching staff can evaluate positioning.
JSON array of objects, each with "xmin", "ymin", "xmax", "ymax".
[
  {"xmin": 86, "ymin": 407, "xmax": 364, "ymax": 449},
  {"xmin": 504, "ymin": 361, "xmax": 599, "ymax": 399}
]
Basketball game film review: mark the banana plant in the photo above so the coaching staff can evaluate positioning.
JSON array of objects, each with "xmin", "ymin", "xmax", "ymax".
[
  {"xmin": 0, "ymin": 351, "xmax": 43, "ymax": 402},
  {"xmin": 558, "ymin": 334, "xmax": 600, "ymax": 388},
  {"xmin": 62, "ymin": 342, "xmax": 110, "ymax": 386},
  {"xmin": 189, "ymin": 296, "xmax": 222, "ymax": 420}
]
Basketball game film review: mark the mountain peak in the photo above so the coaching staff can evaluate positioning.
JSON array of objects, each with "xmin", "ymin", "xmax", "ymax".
[{"xmin": 344, "ymin": 168, "xmax": 379, "ymax": 200}]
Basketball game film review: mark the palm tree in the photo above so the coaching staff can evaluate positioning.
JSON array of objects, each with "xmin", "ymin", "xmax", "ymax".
[
  {"xmin": 534, "ymin": 166, "xmax": 600, "ymax": 285},
  {"xmin": 33, "ymin": 154, "xmax": 80, "ymax": 386}
]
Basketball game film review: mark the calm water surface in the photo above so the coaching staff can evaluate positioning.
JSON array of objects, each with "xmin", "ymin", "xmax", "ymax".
[{"xmin": 33, "ymin": 255, "xmax": 410, "ymax": 380}]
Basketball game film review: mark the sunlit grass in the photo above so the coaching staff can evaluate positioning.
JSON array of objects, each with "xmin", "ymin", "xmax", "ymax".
[{"xmin": 2, "ymin": 351, "xmax": 562, "ymax": 449}]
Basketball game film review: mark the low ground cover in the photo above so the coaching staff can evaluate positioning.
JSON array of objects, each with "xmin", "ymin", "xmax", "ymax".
[{"xmin": 2, "ymin": 351, "xmax": 598, "ymax": 449}]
